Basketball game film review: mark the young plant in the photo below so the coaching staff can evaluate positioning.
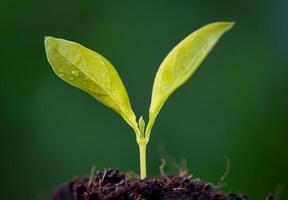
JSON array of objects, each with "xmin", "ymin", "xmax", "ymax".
[{"xmin": 44, "ymin": 22, "xmax": 234, "ymax": 179}]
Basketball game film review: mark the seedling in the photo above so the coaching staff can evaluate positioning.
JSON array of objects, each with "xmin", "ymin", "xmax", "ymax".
[{"xmin": 45, "ymin": 22, "xmax": 234, "ymax": 180}]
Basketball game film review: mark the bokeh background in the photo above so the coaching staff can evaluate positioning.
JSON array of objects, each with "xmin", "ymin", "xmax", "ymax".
[{"xmin": 1, "ymin": 0, "xmax": 287, "ymax": 199}]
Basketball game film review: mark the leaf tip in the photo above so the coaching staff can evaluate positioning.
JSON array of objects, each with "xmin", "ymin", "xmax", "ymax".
[
  {"xmin": 226, "ymin": 21, "xmax": 235, "ymax": 30},
  {"xmin": 139, "ymin": 116, "xmax": 145, "ymax": 126},
  {"xmin": 44, "ymin": 36, "xmax": 57, "ymax": 54},
  {"xmin": 44, "ymin": 36, "xmax": 61, "ymax": 51},
  {"xmin": 219, "ymin": 21, "xmax": 235, "ymax": 31},
  {"xmin": 138, "ymin": 116, "xmax": 146, "ymax": 137},
  {"xmin": 44, "ymin": 36, "xmax": 53, "ymax": 45},
  {"xmin": 207, "ymin": 21, "xmax": 235, "ymax": 33}
]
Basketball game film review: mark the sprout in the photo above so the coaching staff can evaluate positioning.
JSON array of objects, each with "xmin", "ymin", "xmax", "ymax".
[{"xmin": 44, "ymin": 22, "xmax": 234, "ymax": 179}]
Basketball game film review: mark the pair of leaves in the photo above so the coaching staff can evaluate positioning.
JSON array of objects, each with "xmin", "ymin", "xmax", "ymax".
[{"xmin": 44, "ymin": 22, "xmax": 234, "ymax": 140}]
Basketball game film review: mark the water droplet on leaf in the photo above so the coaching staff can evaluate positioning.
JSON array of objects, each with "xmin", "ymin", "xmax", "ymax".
[{"xmin": 71, "ymin": 70, "xmax": 79, "ymax": 76}]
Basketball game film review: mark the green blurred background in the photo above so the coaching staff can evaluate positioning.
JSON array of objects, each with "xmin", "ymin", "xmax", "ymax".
[{"xmin": 1, "ymin": 0, "xmax": 287, "ymax": 199}]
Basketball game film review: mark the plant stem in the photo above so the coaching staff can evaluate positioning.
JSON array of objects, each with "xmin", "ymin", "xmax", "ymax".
[{"xmin": 138, "ymin": 139, "xmax": 147, "ymax": 179}]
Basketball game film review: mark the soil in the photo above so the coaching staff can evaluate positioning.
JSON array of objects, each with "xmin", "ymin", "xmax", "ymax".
[{"xmin": 53, "ymin": 168, "xmax": 272, "ymax": 200}]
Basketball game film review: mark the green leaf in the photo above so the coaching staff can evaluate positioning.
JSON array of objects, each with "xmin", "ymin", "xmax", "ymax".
[
  {"xmin": 44, "ymin": 37, "xmax": 139, "ymax": 135},
  {"xmin": 138, "ymin": 116, "xmax": 145, "ymax": 138},
  {"xmin": 146, "ymin": 22, "xmax": 234, "ymax": 139}
]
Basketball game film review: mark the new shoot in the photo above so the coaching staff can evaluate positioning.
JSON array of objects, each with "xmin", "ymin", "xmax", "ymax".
[{"xmin": 44, "ymin": 22, "xmax": 234, "ymax": 179}]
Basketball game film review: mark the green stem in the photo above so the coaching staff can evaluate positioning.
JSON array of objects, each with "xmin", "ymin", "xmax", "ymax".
[{"xmin": 138, "ymin": 139, "xmax": 147, "ymax": 179}]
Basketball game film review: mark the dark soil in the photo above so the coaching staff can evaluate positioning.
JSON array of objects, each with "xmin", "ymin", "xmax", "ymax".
[{"xmin": 53, "ymin": 168, "xmax": 271, "ymax": 200}]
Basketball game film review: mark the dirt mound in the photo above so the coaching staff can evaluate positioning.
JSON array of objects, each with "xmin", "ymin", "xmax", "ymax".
[{"xmin": 53, "ymin": 168, "xmax": 264, "ymax": 200}]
